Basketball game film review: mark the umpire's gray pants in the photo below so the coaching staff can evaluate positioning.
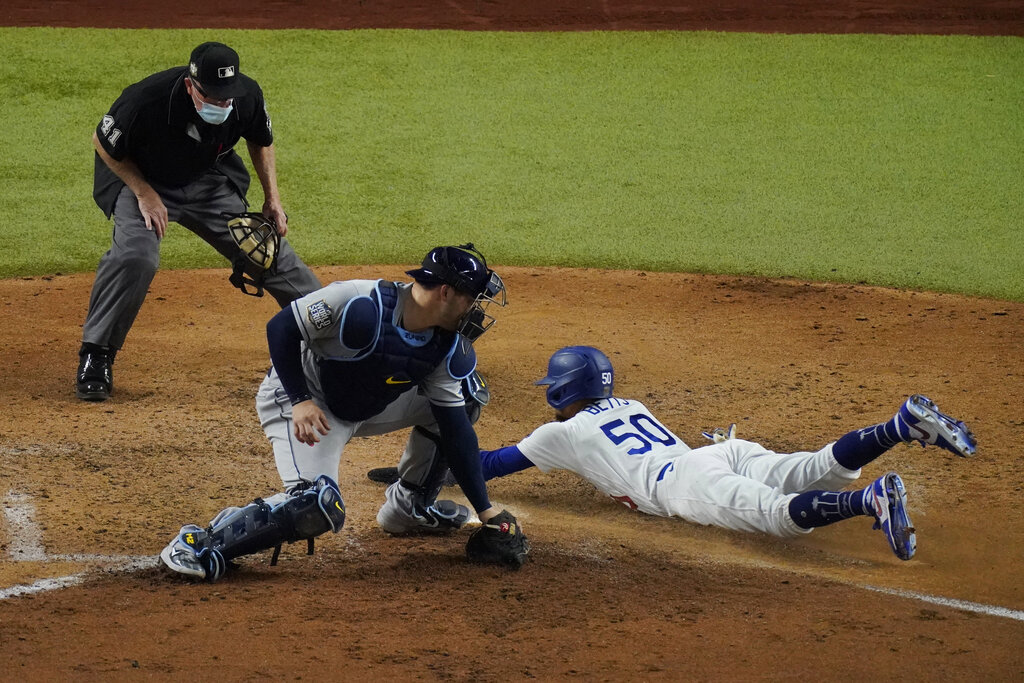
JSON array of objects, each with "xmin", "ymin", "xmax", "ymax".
[{"xmin": 82, "ymin": 173, "xmax": 321, "ymax": 350}]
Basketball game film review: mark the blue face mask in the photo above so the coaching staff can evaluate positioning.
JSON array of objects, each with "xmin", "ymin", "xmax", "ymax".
[{"xmin": 197, "ymin": 101, "xmax": 234, "ymax": 125}]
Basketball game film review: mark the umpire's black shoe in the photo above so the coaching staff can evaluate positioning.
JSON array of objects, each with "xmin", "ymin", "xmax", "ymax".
[{"xmin": 76, "ymin": 343, "xmax": 114, "ymax": 401}]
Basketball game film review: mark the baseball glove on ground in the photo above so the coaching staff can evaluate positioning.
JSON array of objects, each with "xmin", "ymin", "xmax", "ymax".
[{"xmin": 466, "ymin": 510, "xmax": 529, "ymax": 569}]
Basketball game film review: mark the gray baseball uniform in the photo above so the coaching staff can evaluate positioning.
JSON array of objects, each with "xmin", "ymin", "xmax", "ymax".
[{"xmin": 257, "ymin": 280, "xmax": 465, "ymax": 490}]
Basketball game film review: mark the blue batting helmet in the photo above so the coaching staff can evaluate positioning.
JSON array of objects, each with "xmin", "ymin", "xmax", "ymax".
[{"xmin": 535, "ymin": 346, "xmax": 614, "ymax": 411}]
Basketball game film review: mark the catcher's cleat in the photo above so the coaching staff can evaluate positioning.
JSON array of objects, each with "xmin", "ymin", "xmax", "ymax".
[
  {"xmin": 377, "ymin": 482, "xmax": 470, "ymax": 534},
  {"xmin": 159, "ymin": 525, "xmax": 209, "ymax": 580},
  {"xmin": 75, "ymin": 344, "xmax": 114, "ymax": 401},
  {"xmin": 367, "ymin": 467, "xmax": 401, "ymax": 485},
  {"xmin": 367, "ymin": 466, "xmax": 457, "ymax": 488},
  {"xmin": 415, "ymin": 500, "xmax": 471, "ymax": 530},
  {"xmin": 868, "ymin": 472, "xmax": 916, "ymax": 561},
  {"xmin": 159, "ymin": 524, "xmax": 229, "ymax": 582},
  {"xmin": 897, "ymin": 394, "xmax": 977, "ymax": 458}
]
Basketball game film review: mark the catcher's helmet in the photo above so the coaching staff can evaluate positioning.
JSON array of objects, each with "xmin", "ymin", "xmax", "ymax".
[
  {"xmin": 535, "ymin": 346, "xmax": 614, "ymax": 411},
  {"xmin": 407, "ymin": 243, "xmax": 507, "ymax": 340},
  {"xmin": 407, "ymin": 243, "xmax": 493, "ymax": 296}
]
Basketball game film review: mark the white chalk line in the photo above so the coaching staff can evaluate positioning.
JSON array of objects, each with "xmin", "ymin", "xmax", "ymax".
[
  {"xmin": 2, "ymin": 490, "xmax": 160, "ymax": 600},
  {"xmin": 4, "ymin": 490, "xmax": 1024, "ymax": 621},
  {"xmin": 1, "ymin": 573, "xmax": 88, "ymax": 599},
  {"xmin": 3, "ymin": 492, "xmax": 47, "ymax": 561},
  {"xmin": 0, "ymin": 555, "xmax": 160, "ymax": 601},
  {"xmin": 861, "ymin": 584, "xmax": 1024, "ymax": 622}
]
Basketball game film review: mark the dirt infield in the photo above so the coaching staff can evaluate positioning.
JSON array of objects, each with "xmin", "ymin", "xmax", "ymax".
[
  {"xmin": 2, "ymin": 266, "xmax": 1022, "ymax": 678},
  {"xmin": 2, "ymin": 2, "xmax": 1023, "ymax": 680}
]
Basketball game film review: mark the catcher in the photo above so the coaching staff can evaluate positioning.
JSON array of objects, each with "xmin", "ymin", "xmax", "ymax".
[
  {"xmin": 371, "ymin": 346, "xmax": 976, "ymax": 562},
  {"xmin": 159, "ymin": 244, "xmax": 529, "ymax": 582},
  {"xmin": 76, "ymin": 41, "xmax": 321, "ymax": 401}
]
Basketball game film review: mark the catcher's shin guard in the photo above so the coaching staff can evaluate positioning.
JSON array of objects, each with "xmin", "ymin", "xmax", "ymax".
[{"xmin": 183, "ymin": 475, "xmax": 346, "ymax": 581}]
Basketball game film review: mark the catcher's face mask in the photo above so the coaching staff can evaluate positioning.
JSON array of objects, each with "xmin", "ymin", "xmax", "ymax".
[
  {"xmin": 223, "ymin": 212, "xmax": 280, "ymax": 297},
  {"xmin": 459, "ymin": 270, "xmax": 506, "ymax": 341}
]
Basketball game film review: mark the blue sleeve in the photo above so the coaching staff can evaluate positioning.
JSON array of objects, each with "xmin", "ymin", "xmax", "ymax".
[
  {"xmin": 431, "ymin": 404, "xmax": 491, "ymax": 513},
  {"xmin": 480, "ymin": 446, "xmax": 535, "ymax": 479},
  {"xmin": 267, "ymin": 306, "xmax": 312, "ymax": 404}
]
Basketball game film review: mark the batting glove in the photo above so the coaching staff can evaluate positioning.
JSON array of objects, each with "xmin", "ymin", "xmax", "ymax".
[{"xmin": 701, "ymin": 424, "xmax": 737, "ymax": 443}]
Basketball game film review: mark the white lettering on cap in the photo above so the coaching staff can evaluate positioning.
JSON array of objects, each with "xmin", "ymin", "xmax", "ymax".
[{"xmin": 218, "ymin": 66, "xmax": 236, "ymax": 79}]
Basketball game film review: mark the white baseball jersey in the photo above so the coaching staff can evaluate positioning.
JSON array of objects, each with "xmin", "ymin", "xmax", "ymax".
[
  {"xmin": 518, "ymin": 398, "xmax": 692, "ymax": 516},
  {"xmin": 517, "ymin": 398, "xmax": 860, "ymax": 537}
]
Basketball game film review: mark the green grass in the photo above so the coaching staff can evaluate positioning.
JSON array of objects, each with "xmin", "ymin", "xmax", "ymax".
[{"xmin": 1, "ymin": 28, "xmax": 1022, "ymax": 300}]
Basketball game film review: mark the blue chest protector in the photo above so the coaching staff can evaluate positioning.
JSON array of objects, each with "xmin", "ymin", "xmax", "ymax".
[{"xmin": 318, "ymin": 281, "xmax": 470, "ymax": 422}]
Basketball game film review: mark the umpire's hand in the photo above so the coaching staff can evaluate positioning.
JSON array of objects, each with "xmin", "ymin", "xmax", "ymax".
[
  {"xmin": 262, "ymin": 199, "xmax": 289, "ymax": 236},
  {"xmin": 292, "ymin": 400, "xmax": 330, "ymax": 445},
  {"xmin": 137, "ymin": 186, "xmax": 169, "ymax": 239}
]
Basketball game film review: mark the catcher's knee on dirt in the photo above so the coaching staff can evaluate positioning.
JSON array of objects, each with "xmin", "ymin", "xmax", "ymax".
[{"xmin": 175, "ymin": 475, "xmax": 345, "ymax": 582}]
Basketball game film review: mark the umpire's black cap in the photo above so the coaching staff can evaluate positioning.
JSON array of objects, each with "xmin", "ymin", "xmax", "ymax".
[
  {"xmin": 407, "ymin": 244, "xmax": 492, "ymax": 297},
  {"xmin": 188, "ymin": 42, "xmax": 246, "ymax": 99}
]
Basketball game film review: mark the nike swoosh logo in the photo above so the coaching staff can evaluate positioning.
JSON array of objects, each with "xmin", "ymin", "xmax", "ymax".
[
  {"xmin": 414, "ymin": 510, "xmax": 440, "ymax": 527},
  {"xmin": 873, "ymin": 491, "xmax": 887, "ymax": 519},
  {"xmin": 385, "ymin": 377, "xmax": 412, "ymax": 385}
]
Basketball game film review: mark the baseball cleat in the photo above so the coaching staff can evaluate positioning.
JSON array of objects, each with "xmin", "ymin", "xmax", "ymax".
[
  {"xmin": 75, "ymin": 346, "xmax": 114, "ymax": 401},
  {"xmin": 159, "ymin": 525, "xmax": 228, "ymax": 582},
  {"xmin": 377, "ymin": 481, "xmax": 471, "ymax": 534},
  {"xmin": 159, "ymin": 525, "xmax": 208, "ymax": 580},
  {"xmin": 367, "ymin": 466, "xmax": 458, "ymax": 487},
  {"xmin": 868, "ymin": 472, "xmax": 916, "ymax": 561},
  {"xmin": 367, "ymin": 467, "xmax": 401, "ymax": 485},
  {"xmin": 898, "ymin": 394, "xmax": 977, "ymax": 457},
  {"xmin": 378, "ymin": 500, "xmax": 471, "ymax": 534},
  {"xmin": 415, "ymin": 500, "xmax": 471, "ymax": 530}
]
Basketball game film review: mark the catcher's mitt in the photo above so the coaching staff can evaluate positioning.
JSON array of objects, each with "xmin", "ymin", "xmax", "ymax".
[
  {"xmin": 466, "ymin": 510, "xmax": 529, "ymax": 569},
  {"xmin": 223, "ymin": 211, "xmax": 280, "ymax": 297}
]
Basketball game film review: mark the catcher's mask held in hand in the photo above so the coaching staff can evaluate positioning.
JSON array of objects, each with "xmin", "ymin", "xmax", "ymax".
[{"xmin": 223, "ymin": 211, "xmax": 280, "ymax": 297}]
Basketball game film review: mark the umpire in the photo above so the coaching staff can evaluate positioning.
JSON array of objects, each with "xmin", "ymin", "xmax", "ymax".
[{"xmin": 77, "ymin": 42, "xmax": 321, "ymax": 401}]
